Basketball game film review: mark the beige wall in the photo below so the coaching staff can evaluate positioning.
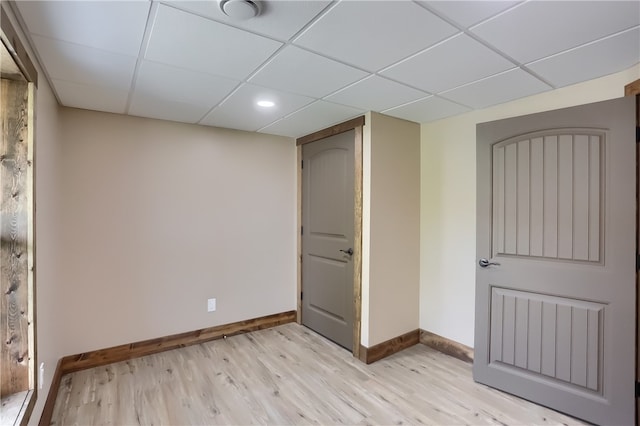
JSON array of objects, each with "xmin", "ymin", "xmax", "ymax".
[
  {"xmin": 55, "ymin": 109, "xmax": 297, "ymax": 355},
  {"xmin": 420, "ymin": 64, "xmax": 640, "ymax": 348},
  {"xmin": 30, "ymin": 70, "xmax": 64, "ymax": 426},
  {"xmin": 363, "ymin": 112, "xmax": 420, "ymax": 347}
]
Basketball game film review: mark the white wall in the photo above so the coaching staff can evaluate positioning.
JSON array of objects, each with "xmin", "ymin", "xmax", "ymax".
[
  {"xmin": 420, "ymin": 64, "xmax": 640, "ymax": 348},
  {"xmin": 364, "ymin": 112, "xmax": 421, "ymax": 347},
  {"xmin": 55, "ymin": 109, "xmax": 297, "ymax": 355}
]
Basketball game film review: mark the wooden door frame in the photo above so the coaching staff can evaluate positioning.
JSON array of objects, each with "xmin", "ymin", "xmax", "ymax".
[
  {"xmin": 624, "ymin": 78, "xmax": 640, "ymax": 425},
  {"xmin": 296, "ymin": 116, "xmax": 365, "ymax": 359}
]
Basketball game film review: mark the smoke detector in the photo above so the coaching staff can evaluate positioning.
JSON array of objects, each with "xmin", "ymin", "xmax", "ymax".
[{"xmin": 219, "ymin": 0, "xmax": 261, "ymax": 20}]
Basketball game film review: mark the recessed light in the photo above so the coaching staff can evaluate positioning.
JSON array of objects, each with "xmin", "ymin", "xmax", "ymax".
[{"xmin": 257, "ymin": 100, "xmax": 275, "ymax": 107}]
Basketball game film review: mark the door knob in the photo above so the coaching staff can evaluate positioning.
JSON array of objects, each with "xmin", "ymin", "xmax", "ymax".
[
  {"xmin": 478, "ymin": 258, "xmax": 500, "ymax": 268},
  {"xmin": 340, "ymin": 248, "xmax": 354, "ymax": 256}
]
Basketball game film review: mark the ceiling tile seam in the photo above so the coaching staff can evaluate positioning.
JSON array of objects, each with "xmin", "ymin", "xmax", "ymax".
[
  {"xmin": 254, "ymin": 99, "xmax": 336, "ymax": 133},
  {"xmin": 191, "ymin": 1, "xmax": 343, "ymax": 127},
  {"xmin": 153, "ymin": 0, "xmax": 284, "ymax": 44},
  {"xmin": 465, "ymin": 0, "xmax": 529, "ymax": 31},
  {"xmin": 124, "ymin": 1, "xmax": 160, "ymax": 115},
  {"xmin": 24, "ymin": 33, "xmax": 141, "ymax": 61},
  {"xmin": 319, "ymin": 75, "xmax": 431, "ymax": 106},
  {"xmin": 379, "ymin": 93, "xmax": 472, "ymax": 115},
  {"xmin": 413, "ymin": 0, "xmax": 546, "ymax": 89},
  {"xmin": 194, "ymin": 81, "xmax": 245, "ymax": 125},
  {"xmin": 193, "ymin": 40, "xmax": 321, "ymax": 126},
  {"xmin": 285, "ymin": 42, "xmax": 376, "ymax": 75},
  {"xmin": 134, "ymin": 58, "xmax": 242, "ymax": 85},
  {"xmin": 377, "ymin": 94, "xmax": 434, "ymax": 113},
  {"xmin": 194, "ymin": 3, "xmax": 375, "ymax": 130},
  {"xmin": 524, "ymin": 24, "xmax": 640, "ymax": 66},
  {"xmin": 8, "ymin": 2, "xmax": 62, "ymax": 106},
  {"xmin": 154, "ymin": 0, "xmax": 339, "ymax": 45},
  {"xmin": 288, "ymin": 0, "xmax": 341, "ymax": 45},
  {"xmin": 284, "ymin": 0, "xmax": 340, "ymax": 44},
  {"xmin": 374, "ymin": 32, "xmax": 462, "ymax": 75},
  {"xmin": 436, "ymin": 67, "xmax": 522, "ymax": 96}
]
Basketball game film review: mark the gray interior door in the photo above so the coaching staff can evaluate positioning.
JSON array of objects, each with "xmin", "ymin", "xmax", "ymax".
[
  {"xmin": 302, "ymin": 130, "xmax": 355, "ymax": 350},
  {"xmin": 474, "ymin": 97, "xmax": 636, "ymax": 425}
]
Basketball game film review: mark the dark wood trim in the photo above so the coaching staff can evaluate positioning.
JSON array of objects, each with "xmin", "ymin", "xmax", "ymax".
[
  {"xmin": 297, "ymin": 119, "xmax": 364, "ymax": 359},
  {"xmin": 359, "ymin": 329, "xmax": 420, "ymax": 364},
  {"xmin": 352, "ymin": 126, "xmax": 363, "ymax": 360},
  {"xmin": 60, "ymin": 311, "xmax": 296, "ymax": 374},
  {"xmin": 420, "ymin": 329, "xmax": 474, "ymax": 363},
  {"xmin": 296, "ymin": 116, "xmax": 365, "ymax": 146},
  {"xmin": 296, "ymin": 145, "xmax": 303, "ymax": 325},
  {"xmin": 633, "ymin": 86, "xmax": 639, "ymax": 426},
  {"xmin": 38, "ymin": 311, "xmax": 296, "ymax": 425},
  {"xmin": 0, "ymin": 6, "xmax": 37, "ymax": 85},
  {"xmin": 38, "ymin": 359, "xmax": 62, "ymax": 426},
  {"xmin": 625, "ymin": 78, "xmax": 640, "ymax": 96}
]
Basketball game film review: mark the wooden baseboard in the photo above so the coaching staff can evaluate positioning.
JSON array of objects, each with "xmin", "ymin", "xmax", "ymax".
[
  {"xmin": 39, "ymin": 311, "xmax": 296, "ymax": 425},
  {"xmin": 38, "ymin": 359, "xmax": 62, "ymax": 426},
  {"xmin": 359, "ymin": 329, "xmax": 420, "ymax": 364},
  {"xmin": 420, "ymin": 329, "xmax": 474, "ymax": 363}
]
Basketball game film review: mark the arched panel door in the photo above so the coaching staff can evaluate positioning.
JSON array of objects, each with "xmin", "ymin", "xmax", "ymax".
[{"xmin": 475, "ymin": 97, "xmax": 635, "ymax": 425}]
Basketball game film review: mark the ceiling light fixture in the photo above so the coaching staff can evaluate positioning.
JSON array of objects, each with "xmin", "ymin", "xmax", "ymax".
[
  {"xmin": 257, "ymin": 100, "xmax": 275, "ymax": 107},
  {"xmin": 219, "ymin": 0, "xmax": 261, "ymax": 20}
]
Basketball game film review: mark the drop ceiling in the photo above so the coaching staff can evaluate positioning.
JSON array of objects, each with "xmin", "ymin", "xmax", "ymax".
[{"xmin": 11, "ymin": 0, "xmax": 640, "ymax": 138}]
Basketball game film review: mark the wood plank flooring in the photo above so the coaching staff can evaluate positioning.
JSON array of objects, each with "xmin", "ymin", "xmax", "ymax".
[{"xmin": 50, "ymin": 323, "xmax": 585, "ymax": 425}]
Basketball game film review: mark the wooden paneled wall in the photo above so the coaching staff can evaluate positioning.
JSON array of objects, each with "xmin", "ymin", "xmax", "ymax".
[{"xmin": 1, "ymin": 78, "xmax": 31, "ymax": 398}]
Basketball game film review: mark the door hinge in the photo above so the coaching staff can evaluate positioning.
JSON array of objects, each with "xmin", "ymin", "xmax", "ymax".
[
  {"xmin": 300, "ymin": 292, "xmax": 303, "ymax": 301},
  {"xmin": 636, "ymin": 253, "xmax": 640, "ymax": 272},
  {"xmin": 301, "ymin": 226, "xmax": 303, "ymax": 235},
  {"xmin": 635, "ymin": 381, "xmax": 640, "ymax": 397},
  {"xmin": 636, "ymin": 126, "xmax": 640, "ymax": 143},
  {"xmin": 301, "ymin": 160, "xmax": 304, "ymax": 169}
]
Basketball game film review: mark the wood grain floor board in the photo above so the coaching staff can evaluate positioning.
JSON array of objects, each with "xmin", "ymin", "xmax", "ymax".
[{"xmin": 49, "ymin": 323, "xmax": 585, "ymax": 425}]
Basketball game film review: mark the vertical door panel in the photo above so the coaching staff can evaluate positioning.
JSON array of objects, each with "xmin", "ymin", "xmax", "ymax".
[{"xmin": 475, "ymin": 97, "xmax": 635, "ymax": 425}]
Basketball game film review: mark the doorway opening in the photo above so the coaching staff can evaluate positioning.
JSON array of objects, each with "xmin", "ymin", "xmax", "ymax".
[{"xmin": 1, "ymin": 6, "xmax": 38, "ymax": 424}]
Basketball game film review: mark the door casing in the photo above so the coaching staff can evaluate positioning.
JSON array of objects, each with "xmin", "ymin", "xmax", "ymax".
[{"xmin": 296, "ymin": 116, "xmax": 364, "ymax": 359}]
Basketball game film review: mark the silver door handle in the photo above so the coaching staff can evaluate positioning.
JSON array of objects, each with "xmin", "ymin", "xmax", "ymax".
[
  {"xmin": 478, "ymin": 258, "xmax": 500, "ymax": 268},
  {"xmin": 340, "ymin": 248, "xmax": 354, "ymax": 256}
]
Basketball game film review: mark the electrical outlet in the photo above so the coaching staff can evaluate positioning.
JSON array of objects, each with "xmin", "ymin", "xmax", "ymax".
[
  {"xmin": 207, "ymin": 298, "xmax": 216, "ymax": 312},
  {"xmin": 39, "ymin": 362, "xmax": 44, "ymax": 389}
]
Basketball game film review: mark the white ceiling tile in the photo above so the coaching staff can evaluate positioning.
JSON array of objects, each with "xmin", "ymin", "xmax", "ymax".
[
  {"xmin": 163, "ymin": 0, "xmax": 332, "ymax": 41},
  {"xmin": 420, "ymin": 1, "xmax": 521, "ymax": 28},
  {"xmin": 53, "ymin": 79, "xmax": 129, "ymax": 114},
  {"xmin": 294, "ymin": 1, "xmax": 458, "ymax": 72},
  {"xmin": 472, "ymin": 1, "xmax": 640, "ymax": 63},
  {"xmin": 145, "ymin": 4, "xmax": 282, "ymax": 79},
  {"xmin": 249, "ymin": 46, "xmax": 368, "ymax": 98},
  {"xmin": 528, "ymin": 27, "xmax": 640, "ymax": 89},
  {"xmin": 260, "ymin": 101, "xmax": 365, "ymax": 138},
  {"xmin": 32, "ymin": 36, "xmax": 137, "ymax": 90},
  {"xmin": 129, "ymin": 94, "xmax": 212, "ymax": 123},
  {"xmin": 381, "ymin": 34, "xmax": 514, "ymax": 93},
  {"xmin": 325, "ymin": 76, "xmax": 428, "ymax": 112},
  {"xmin": 201, "ymin": 84, "xmax": 315, "ymax": 132},
  {"xmin": 441, "ymin": 69, "xmax": 551, "ymax": 109},
  {"xmin": 382, "ymin": 96, "xmax": 470, "ymax": 123},
  {"xmin": 16, "ymin": 1, "xmax": 149, "ymax": 56},
  {"xmin": 134, "ymin": 61, "xmax": 239, "ymax": 107}
]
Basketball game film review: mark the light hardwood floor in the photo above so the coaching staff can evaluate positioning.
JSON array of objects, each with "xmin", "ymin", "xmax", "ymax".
[{"xmin": 50, "ymin": 323, "xmax": 585, "ymax": 425}]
